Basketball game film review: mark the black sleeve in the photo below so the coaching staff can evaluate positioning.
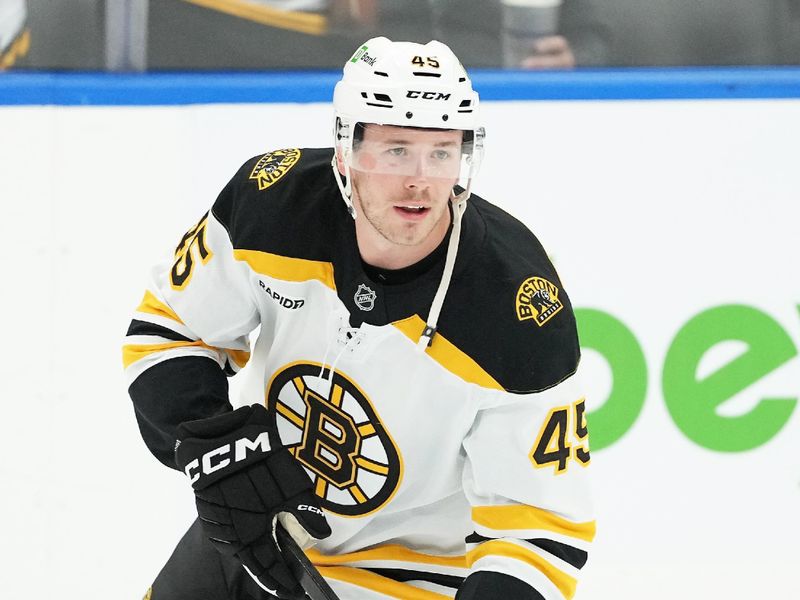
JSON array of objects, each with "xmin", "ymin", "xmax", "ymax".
[{"xmin": 128, "ymin": 356, "xmax": 233, "ymax": 469}]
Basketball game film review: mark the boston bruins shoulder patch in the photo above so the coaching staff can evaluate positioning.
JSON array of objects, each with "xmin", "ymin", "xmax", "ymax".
[
  {"xmin": 249, "ymin": 149, "xmax": 301, "ymax": 191},
  {"xmin": 516, "ymin": 276, "xmax": 564, "ymax": 327}
]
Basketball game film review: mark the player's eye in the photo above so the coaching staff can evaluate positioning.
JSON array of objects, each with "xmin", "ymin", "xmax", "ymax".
[
  {"xmin": 386, "ymin": 147, "xmax": 408, "ymax": 157},
  {"xmin": 431, "ymin": 149, "xmax": 451, "ymax": 161}
]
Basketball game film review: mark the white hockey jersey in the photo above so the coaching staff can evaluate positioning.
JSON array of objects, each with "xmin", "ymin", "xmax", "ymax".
[{"xmin": 124, "ymin": 148, "xmax": 595, "ymax": 600}]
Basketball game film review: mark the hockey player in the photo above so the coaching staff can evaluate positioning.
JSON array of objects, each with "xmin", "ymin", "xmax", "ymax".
[{"xmin": 124, "ymin": 37, "xmax": 595, "ymax": 600}]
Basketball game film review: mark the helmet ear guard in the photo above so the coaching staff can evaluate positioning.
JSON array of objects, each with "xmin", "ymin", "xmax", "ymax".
[{"xmin": 332, "ymin": 117, "xmax": 356, "ymax": 217}]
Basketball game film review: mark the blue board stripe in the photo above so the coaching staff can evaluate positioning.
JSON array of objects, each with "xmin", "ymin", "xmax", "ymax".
[{"xmin": 1, "ymin": 67, "xmax": 800, "ymax": 105}]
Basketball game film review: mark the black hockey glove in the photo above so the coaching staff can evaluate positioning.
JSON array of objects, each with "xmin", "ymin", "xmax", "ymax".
[{"xmin": 175, "ymin": 404, "xmax": 331, "ymax": 600}]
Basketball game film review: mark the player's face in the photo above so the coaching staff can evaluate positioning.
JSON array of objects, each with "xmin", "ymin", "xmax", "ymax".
[{"xmin": 349, "ymin": 125, "xmax": 461, "ymax": 265}]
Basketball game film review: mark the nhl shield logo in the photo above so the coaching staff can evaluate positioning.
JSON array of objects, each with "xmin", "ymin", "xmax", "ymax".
[{"xmin": 354, "ymin": 284, "xmax": 376, "ymax": 311}]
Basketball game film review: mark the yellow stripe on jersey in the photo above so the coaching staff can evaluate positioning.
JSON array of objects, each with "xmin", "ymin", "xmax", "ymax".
[
  {"xmin": 472, "ymin": 505, "xmax": 596, "ymax": 543},
  {"xmin": 316, "ymin": 566, "xmax": 453, "ymax": 600},
  {"xmin": 233, "ymin": 249, "xmax": 336, "ymax": 291},
  {"xmin": 306, "ymin": 545, "xmax": 466, "ymax": 569},
  {"xmin": 226, "ymin": 348, "xmax": 251, "ymax": 368},
  {"xmin": 180, "ymin": 0, "xmax": 327, "ymax": 35},
  {"xmin": 467, "ymin": 540, "xmax": 577, "ymax": 599},
  {"xmin": 122, "ymin": 340, "xmax": 215, "ymax": 369},
  {"xmin": 392, "ymin": 316, "xmax": 503, "ymax": 390},
  {"xmin": 136, "ymin": 290, "xmax": 185, "ymax": 324}
]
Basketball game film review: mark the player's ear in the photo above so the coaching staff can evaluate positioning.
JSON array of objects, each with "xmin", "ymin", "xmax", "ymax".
[{"xmin": 335, "ymin": 150, "xmax": 346, "ymax": 176}]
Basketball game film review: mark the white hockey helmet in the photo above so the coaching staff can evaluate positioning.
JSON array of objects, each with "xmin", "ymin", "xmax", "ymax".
[{"xmin": 332, "ymin": 37, "xmax": 485, "ymax": 217}]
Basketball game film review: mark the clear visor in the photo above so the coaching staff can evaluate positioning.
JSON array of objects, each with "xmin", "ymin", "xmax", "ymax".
[{"xmin": 349, "ymin": 124, "xmax": 480, "ymax": 182}]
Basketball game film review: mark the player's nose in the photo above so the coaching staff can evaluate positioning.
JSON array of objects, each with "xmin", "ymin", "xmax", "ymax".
[{"xmin": 404, "ymin": 157, "xmax": 431, "ymax": 188}]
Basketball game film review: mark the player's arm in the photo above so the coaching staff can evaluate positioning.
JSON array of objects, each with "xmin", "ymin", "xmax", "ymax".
[
  {"xmin": 459, "ymin": 372, "xmax": 595, "ymax": 600},
  {"xmin": 459, "ymin": 374, "xmax": 595, "ymax": 600},
  {"xmin": 123, "ymin": 156, "xmax": 332, "ymax": 597},
  {"xmin": 123, "ymin": 198, "xmax": 258, "ymax": 469},
  {"xmin": 458, "ymin": 309, "xmax": 595, "ymax": 600}
]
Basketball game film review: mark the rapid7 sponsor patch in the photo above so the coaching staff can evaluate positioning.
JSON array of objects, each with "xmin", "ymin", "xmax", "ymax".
[{"xmin": 259, "ymin": 280, "xmax": 305, "ymax": 310}]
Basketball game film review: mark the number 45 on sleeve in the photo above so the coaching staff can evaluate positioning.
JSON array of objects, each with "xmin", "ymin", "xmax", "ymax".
[{"xmin": 530, "ymin": 399, "xmax": 591, "ymax": 474}]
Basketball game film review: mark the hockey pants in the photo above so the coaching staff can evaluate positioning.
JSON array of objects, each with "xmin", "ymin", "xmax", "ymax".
[{"xmin": 148, "ymin": 517, "xmax": 276, "ymax": 600}]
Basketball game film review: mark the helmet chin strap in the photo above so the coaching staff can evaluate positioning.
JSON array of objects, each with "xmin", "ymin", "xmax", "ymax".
[
  {"xmin": 331, "ymin": 153, "xmax": 357, "ymax": 220},
  {"xmin": 450, "ymin": 180, "xmax": 473, "ymax": 207},
  {"xmin": 417, "ymin": 179, "xmax": 472, "ymax": 350}
]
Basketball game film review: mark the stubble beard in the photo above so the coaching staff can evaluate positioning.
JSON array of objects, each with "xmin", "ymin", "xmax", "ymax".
[{"xmin": 354, "ymin": 183, "xmax": 445, "ymax": 247}]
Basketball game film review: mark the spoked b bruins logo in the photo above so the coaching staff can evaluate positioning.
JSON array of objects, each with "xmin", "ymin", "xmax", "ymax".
[
  {"xmin": 266, "ymin": 362, "xmax": 402, "ymax": 517},
  {"xmin": 516, "ymin": 276, "xmax": 564, "ymax": 327}
]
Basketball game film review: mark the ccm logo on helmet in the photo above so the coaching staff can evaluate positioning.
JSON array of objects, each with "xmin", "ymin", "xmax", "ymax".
[
  {"xmin": 183, "ymin": 433, "xmax": 271, "ymax": 483},
  {"xmin": 406, "ymin": 91, "xmax": 452, "ymax": 100}
]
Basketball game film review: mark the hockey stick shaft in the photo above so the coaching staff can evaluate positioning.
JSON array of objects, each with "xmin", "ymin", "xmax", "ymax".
[{"xmin": 276, "ymin": 523, "xmax": 340, "ymax": 600}]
